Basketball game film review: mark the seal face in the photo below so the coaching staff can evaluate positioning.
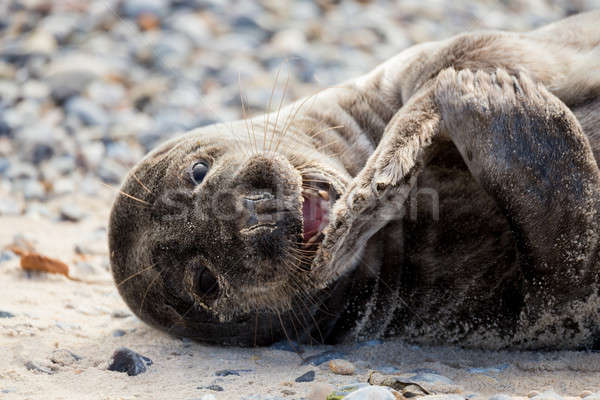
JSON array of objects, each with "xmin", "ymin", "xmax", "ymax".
[{"xmin": 109, "ymin": 123, "xmax": 349, "ymax": 345}]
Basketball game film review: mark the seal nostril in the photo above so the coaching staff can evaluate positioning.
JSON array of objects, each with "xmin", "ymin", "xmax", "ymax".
[
  {"xmin": 196, "ymin": 267, "xmax": 219, "ymax": 297},
  {"xmin": 243, "ymin": 192, "xmax": 274, "ymax": 204}
]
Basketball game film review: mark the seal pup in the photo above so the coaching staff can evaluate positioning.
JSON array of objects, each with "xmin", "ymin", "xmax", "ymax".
[{"xmin": 109, "ymin": 11, "xmax": 600, "ymax": 348}]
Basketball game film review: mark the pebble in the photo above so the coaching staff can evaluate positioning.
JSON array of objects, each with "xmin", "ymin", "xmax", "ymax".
[
  {"xmin": 203, "ymin": 385, "xmax": 224, "ymax": 392},
  {"xmin": 489, "ymin": 395, "xmax": 513, "ymax": 400},
  {"xmin": 302, "ymin": 350, "xmax": 346, "ymax": 366},
  {"xmin": 121, "ymin": 0, "xmax": 169, "ymax": 18},
  {"xmin": 0, "ymin": 251, "xmax": 17, "ymax": 264},
  {"xmin": 65, "ymin": 97, "xmax": 108, "ymax": 127},
  {"xmin": 328, "ymin": 359, "xmax": 355, "ymax": 375},
  {"xmin": 112, "ymin": 329, "xmax": 127, "ymax": 337},
  {"xmin": 294, "ymin": 370, "xmax": 315, "ymax": 383},
  {"xmin": 0, "ymin": 199, "xmax": 22, "ymax": 215},
  {"xmin": 307, "ymin": 383, "xmax": 335, "ymax": 400},
  {"xmin": 111, "ymin": 310, "xmax": 132, "ymax": 319},
  {"xmin": 107, "ymin": 347, "xmax": 153, "ymax": 376},
  {"xmin": 215, "ymin": 369, "xmax": 251, "ymax": 377},
  {"xmin": 410, "ymin": 372, "xmax": 453, "ymax": 385},
  {"xmin": 529, "ymin": 391, "xmax": 565, "ymax": 400},
  {"xmin": 49, "ymin": 349, "xmax": 82, "ymax": 366},
  {"xmin": 24, "ymin": 360, "xmax": 54, "ymax": 375},
  {"xmin": 342, "ymin": 385, "xmax": 400, "ymax": 400},
  {"xmin": 59, "ymin": 204, "xmax": 86, "ymax": 222},
  {"xmin": 0, "ymin": 310, "xmax": 15, "ymax": 318}
]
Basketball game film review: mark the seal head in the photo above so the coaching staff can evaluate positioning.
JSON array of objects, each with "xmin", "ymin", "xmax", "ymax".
[{"xmin": 109, "ymin": 122, "xmax": 348, "ymax": 345}]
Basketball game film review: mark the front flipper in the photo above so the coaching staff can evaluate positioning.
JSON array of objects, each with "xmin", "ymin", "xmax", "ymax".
[
  {"xmin": 435, "ymin": 69, "xmax": 600, "ymax": 342},
  {"xmin": 311, "ymin": 85, "xmax": 444, "ymax": 285}
]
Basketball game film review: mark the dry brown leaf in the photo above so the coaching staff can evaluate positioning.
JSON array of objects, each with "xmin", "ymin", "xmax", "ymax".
[{"xmin": 21, "ymin": 253, "xmax": 70, "ymax": 277}]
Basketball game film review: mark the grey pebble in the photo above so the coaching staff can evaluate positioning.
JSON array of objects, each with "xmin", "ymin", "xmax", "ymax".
[
  {"xmin": 59, "ymin": 204, "xmax": 86, "ymax": 222},
  {"xmin": 0, "ymin": 310, "xmax": 15, "ymax": 318},
  {"xmin": 112, "ymin": 329, "xmax": 127, "ymax": 337},
  {"xmin": 107, "ymin": 347, "xmax": 153, "ymax": 376},
  {"xmin": 0, "ymin": 199, "xmax": 22, "ymax": 216},
  {"xmin": 110, "ymin": 310, "xmax": 132, "ymax": 318},
  {"xmin": 214, "ymin": 369, "xmax": 251, "ymax": 376},
  {"xmin": 49, "ymin": 349, "xmax": 82, "ymax": 366},
  {"xmin": 294, "ymin": 370, "xmax": 315, "ymax": 382},
  {"xmin": 529, "ymin": 391, "xmax": 565, "ymax": 400},
  {"xmin": 25, "ymin": 360, "xmax": 54, "ymax": 375},
  {"xmin": 410, "ymin": 372, "xmax": 454, "ymax": 385},
  {"xmin": 301, "ymin": 350, "xmax": 346, "ymax": 365},
  {"xmin": 489, "ymin": 395, "xmax": 513, "ymax": 400},
  {"xmin": 121, "ymin": 0, "xmax": 169, "ymax": 18},
  {"xmin": 0, "ymin": 251, "xmax": 17, "ymax": 263},
  {"xmin": 65, "ymin": 97, "xmax": 108, "ymax": 127},
  {"xmin": 342, "ymin": 385, "xmax": 398, "ymax": 400},
  {"xmin": 48, "ymin": 71, "xmax": 94, "ymax": 104},
  {"xmin": 202, "ymin": 385, "xmax": 224, "ymax": 392}
]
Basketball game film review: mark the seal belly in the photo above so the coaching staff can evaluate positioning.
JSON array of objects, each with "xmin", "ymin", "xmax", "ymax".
[{"xmin": 329, "ymin": 143, "xmax": 526, "ymax": 347}]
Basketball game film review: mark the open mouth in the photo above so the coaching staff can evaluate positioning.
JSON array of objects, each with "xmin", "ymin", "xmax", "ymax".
[{"xmin": 301, "ymin": 175, "xmax": 337, "ymax": 248}]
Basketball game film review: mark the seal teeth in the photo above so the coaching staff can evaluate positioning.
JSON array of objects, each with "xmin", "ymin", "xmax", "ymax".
[
  {"xmin": 302, "ymin": 232, "xmax": 324, "ymax": 249},
  {"xmin": 318, "ymin": 190, "xmax": 329, "ymax": 201}
]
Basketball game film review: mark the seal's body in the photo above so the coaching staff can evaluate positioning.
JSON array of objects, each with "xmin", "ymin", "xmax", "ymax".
[{"xmin": 109, "ymin": 11, "xmax": 600, "ymax": 349}]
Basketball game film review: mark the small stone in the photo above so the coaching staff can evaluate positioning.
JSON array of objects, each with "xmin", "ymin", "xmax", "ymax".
[
  {"xmin": 0, "ymin": 310, "xmax": 15, "ymax": 318},
  {"xmin": 0, "ymin": 199, "xmax": 22, "ymax": 216},
  {"xmin": 528, "ymin": 392, "xmax": 541, "ymax": 398},
  {"xmin": 98, "ymin": 159, "xmax": 128, "ymax": 184},
  {"xmin": 580, "ymin": 391, "xmax": 594, "ymax": 398},
  {"xmin": 329, "ymin": 359, "xmax": 355, "ymax": 375},
  {"xmin": 215, "ymin": 369, "xmax": 250, "ymax": 376},
  {"xmin": 343, "ymin": 385, "xmax": 399, "ymax": 400},
  {"xmin": 50, "ymin": 349, "xmax": 81, "ymax": 366},
  {"xmin": 52, "ymin": 178, "xmax": 75, "ymax": 196},
  {"xmin": 302, "ymin": 350, "xmax": 346, "ymax": 366},
  {"xmin": 205, "ymin": 385, "xmax": 223, "ymax": 392},
  {"xmin": 307, "ymin": 383, "xmax": 335, "ymax": 400},
  {"xmin": 22, "ymin": 80, "xmax": 50, "ymax": 100},
  {"xmin": 121, "ymin": 0, "xmax": 169, "ymax": 18},
  {"xmin": 59, "ymin": 204, "xmax": 86, "ymax": 222},
  {"xmin": 107, "ymin": 347, "xmax": 152, "ymax": 376},
  {"xmin": 111, "ymin": 310, "xmax": 132, "ymax": 318},
  {"xmin": 0, "ymin": 251, "xmax": 17, "ymax": 264},
  {"xmin": 529, "ymin": 391, "xmax": 565, "ymax": 400},
  {"xmin": 467, "ymin": 364, "xmax": 509, "ymax": 374},
  {"xmin": 48, "ymin": 71, "xmax": 94, "ymax": 104},
  {"xmin": 295, "ymin": 370, "xmax": 315, "ymax": 383},
  {"xmin": 138, "ymin": 13, "xmax": 160, "ymax": 30},
  {"xmin": 25, "ymin": 360, "xmax": 54, "ymax": 374},
  {"xmin": 21, "ymin": 180, "xmax": 46, "ymax": 200},
  {"xmin": 65, "ymin": 97, "xmax": 108, "ymax": 126},
  {"xmin": 410, "ymin": 372, "xmax": 453, "ymax": 385},
  {"xmin": 281, "ymin": 389, "xmax": 295, "ymax": 396},
  {"xmin": 112, "ymin": 329, "xmax": 127, "ymax": 337},
  {"xmin": 489, "ymin": 395, "xmax": 513, "ymax": 400}
]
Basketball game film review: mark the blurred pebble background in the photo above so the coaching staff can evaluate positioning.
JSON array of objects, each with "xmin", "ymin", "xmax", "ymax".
[{"xmin": 0, "ymin": 0, "xmax": 599, "ymax": 216}]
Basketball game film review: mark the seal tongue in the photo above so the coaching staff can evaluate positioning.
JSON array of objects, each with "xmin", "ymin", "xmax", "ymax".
[{"xmin": 302, "ymin": 193, "xmax": 328, "ymax": 242}]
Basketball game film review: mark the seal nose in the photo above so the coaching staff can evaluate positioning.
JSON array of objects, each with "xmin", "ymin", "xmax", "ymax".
[
  {"xmin": 242, "ymin": 192, "xmax": 276, "ymax": 227},
  {"xmin": 235, "ymin": 153, "xmax": 296, "ymax": 193}
]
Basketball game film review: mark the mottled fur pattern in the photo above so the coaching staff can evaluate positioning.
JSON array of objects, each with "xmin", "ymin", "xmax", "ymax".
[{"xmin": 109, "ymin": 11, "xmax": 600, "ymax": 348}]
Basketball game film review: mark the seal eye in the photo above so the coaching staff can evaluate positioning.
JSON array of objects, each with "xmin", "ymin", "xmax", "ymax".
[{"xmin": 191, "ymin": 162, "xmax": 209, "ymax": 184}]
